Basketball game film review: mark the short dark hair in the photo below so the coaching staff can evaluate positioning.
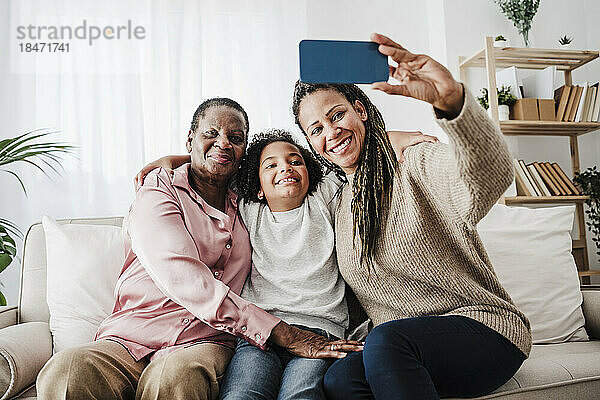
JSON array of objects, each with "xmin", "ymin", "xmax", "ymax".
[
  {"xmin": 190, "ymin": 97, "xmax": 250, "ymax": 133},
  {"xmin": 236, "ymin": 129, "xmax": 323, "ymax": 204}
]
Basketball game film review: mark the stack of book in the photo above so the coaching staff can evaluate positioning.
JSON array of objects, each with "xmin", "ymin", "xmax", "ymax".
[
  {"xmin": 512, "ymin": 159, "xmax": 580, "ymax": 197},
  {"xmin": 554, "ymin": 82, "xmax": 600, "ymax": 122}
]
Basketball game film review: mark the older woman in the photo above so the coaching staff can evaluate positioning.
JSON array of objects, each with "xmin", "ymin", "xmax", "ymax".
[
  {"xmin": 36, "ymin": 98, "xmax": 358, "ymax": 400},
  {"xmin": 291, "ymin": 33, "xmax": 531, "ymax": 399}
]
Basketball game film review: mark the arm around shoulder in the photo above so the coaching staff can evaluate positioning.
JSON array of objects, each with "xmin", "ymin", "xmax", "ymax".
[{"xmin": 127, "ymin": 171, "xmax": 280, "ymax": 349}]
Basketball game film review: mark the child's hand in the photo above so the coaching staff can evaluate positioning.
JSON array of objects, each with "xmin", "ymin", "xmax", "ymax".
[
  {"xmin": 387, "ymin": 130, "xmax": 438, "ymax": 162},
  {"xmin": 133, "ymin": 155, "xmax": 190, "ymax": 190}
]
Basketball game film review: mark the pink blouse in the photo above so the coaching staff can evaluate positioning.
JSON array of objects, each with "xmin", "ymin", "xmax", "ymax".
[{"xmin": 95, "ymin": 165, "xmax": 280, "ymax": 361}]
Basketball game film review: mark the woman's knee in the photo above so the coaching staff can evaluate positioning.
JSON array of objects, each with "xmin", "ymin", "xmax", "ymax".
[
  {"xmin": 138, "ymin": 354, "xmax": 216, "ymax": 400},
  {"xmin": 37, "ymin": 347, "xmax": 115, "ymax": 399},
  {"xmin": 362, "ymin": 320, "xmax": 420, "ymax": 374},
  {"xmin": 323, "ymin": 353, "xmax": 366, "ymax": 400}
]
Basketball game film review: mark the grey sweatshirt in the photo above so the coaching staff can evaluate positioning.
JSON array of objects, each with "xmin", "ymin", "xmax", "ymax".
[{"xmin": 238, "ymin": 173, "xmax": 348, "ymax": 338}]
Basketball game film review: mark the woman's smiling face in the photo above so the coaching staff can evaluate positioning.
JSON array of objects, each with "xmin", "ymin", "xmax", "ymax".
[
  {"xmin": 297, "ymin": 89, "xmax": 368, "ymax": 174},
  {"xmin": 187, "ymin": 105, "xmax": 247, "ymax": 180},
  {"xmin": 258, "ymin": 141, "xmax": 310, "ymax": 211}
]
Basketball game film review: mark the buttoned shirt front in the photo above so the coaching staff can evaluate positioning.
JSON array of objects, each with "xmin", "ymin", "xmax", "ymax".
[{"xmin": 95, "ymin": 164, "xmax": 280, "ymax": 361}]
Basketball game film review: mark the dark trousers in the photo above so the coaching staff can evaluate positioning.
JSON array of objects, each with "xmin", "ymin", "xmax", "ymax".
[{"xmin": 324, "ymin": 316, "xmax": 526, "ymax": 400}]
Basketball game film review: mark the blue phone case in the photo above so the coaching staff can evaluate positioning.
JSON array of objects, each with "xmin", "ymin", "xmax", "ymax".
[{"xmin": 299, "ymin": 40, "xmax": 389, "ymax": 84}]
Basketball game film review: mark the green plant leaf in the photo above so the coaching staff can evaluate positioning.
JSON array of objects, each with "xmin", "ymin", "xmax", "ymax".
[
  {"xmin": 0, "ymin": 291, "xmax": 6, "ymax": 307},
  {"xmin": 0, "ymin": 254, "xmax": 12, "ymax": 275},
  {"xmin": 0, "ymin": 219, "xmax": 22, "ymax": 238}
]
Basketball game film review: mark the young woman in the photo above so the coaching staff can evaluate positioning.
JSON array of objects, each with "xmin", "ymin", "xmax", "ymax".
[{"xmin": 291, "ymin": 32, "xmax": 531, "ymax": 399}]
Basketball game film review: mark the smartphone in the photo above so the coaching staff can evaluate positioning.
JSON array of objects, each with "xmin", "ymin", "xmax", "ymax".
[{"xmin": 299, "ymin": 39, "xmax": 389, "ymax": 84}]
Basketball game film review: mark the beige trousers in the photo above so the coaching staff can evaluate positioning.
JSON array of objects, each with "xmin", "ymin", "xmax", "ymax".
[{"xmin": 36, "ymin": 340, "xmax": 234, "ymax": 400}]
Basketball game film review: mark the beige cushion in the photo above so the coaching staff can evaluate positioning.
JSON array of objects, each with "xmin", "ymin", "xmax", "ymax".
[
  {"xmin": 477, "ymin": 204, "xmax": 588, "ymax": 343},
  {"xmin": 0, "ymin": 323, "xmax": 52, "ymax": 400},
  {"xmin": 20, "ymin": 217, "xmax": 124, "ymax": 324},
  {"xmin": 42, "ymin": 216, "xmax": 124, "ymax": 353}
]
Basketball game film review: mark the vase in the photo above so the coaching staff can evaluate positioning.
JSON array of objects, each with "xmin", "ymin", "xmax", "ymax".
[
  {"xmin": 498, "ymin": 105, "xmax": 510, "ymax": 121},
  {"xmin": 495, "ymin": 40, "xmax": 508, "ymax": 48},
  {"xmin": 560, "ymin": 43, "xmax": 573, "ymax": 50},
  {"xmin": 521, "ymin": 30, "xmax": 530, "ymax": 47},
  {"xmin": 487, "ymin": 105, "xmax": 510, "ymax": 121}
]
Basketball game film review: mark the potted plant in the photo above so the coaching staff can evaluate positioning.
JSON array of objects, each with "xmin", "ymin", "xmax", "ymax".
[
  {"xmin": 494, "ymin": 0, "xmax": 541, "ymax": 47},
  {"xmin": 574, "ymin": 166, "xmax": 600, "ymax": 263},
  {"xmin": 558, "ymin": 35, "xmax": 574, "ymax": 49},
  {"xmin": 494, "ymin": 35, "xmax": 509, "ymax": 47},
  {"xmin": 476, "ymin": 85, "xmax": 517, "ymax": 121},
  {"xmin": 0, "ymin": 130, "xmax": 74, "ymax": 306}
]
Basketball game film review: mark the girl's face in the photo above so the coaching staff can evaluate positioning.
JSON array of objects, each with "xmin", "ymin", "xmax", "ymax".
[
  {"xmin": 297, "ymin": 89, "xmax": 368, "ymax": 174},
  {"xmin": 258, "ymin": 141, "xmax": 310, "ymax": 212},
  {"xmin": 187, "ymin": 105, "xmax": 247, "ymax": 181}
]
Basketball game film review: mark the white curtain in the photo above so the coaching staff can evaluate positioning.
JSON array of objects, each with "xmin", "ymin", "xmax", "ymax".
[{"xmin": 0, "ymin": 0, "xmax": 308, "ymax": 304}]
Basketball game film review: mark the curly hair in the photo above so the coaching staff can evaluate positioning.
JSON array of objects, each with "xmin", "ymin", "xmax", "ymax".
[
  {"xmin": 292, "ymin": 81, "xmax": 398, "ymax": 274},
  {"xmin": 236, "ymin": 129, "xmax": 324, "ymax": 204},
  {"xmin": 190, "ymin": 97, "xmax": 250, "ymax": 133}
]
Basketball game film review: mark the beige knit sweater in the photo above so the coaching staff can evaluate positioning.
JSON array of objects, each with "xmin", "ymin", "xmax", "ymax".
[{"xmin": 335, "ymin": 89, "xmax": 532, "ymax": 356}]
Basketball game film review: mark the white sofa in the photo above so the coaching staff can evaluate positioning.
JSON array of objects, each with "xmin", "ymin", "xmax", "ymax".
[{"xmin": 1, "ymin": 217, "xmax": 600, "ymax": 399}]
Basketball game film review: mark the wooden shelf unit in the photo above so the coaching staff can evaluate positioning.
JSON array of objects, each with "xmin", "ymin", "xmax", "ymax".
[
  {"xmin": 500, "ymin": 121, "xmax": 600, "ymax": 136},
  {"xmin": 504, "ymin": 196, "xmax": 590, "ymax": 205},
  {"xmin": 459, "ymin": 37, "xmax": 600, "ymax": 284}
]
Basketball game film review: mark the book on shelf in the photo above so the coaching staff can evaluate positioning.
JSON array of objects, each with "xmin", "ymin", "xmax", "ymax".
[
  {"xmin": 513, "ymin": 159, "xmax": 535, "ymax": 196},
  {"xmin": 585, "ymin": 86, "xmax": 597, "ymax": 122},
  {"xmin": 575, "ymin": 82, "xmax": 589, "ymax": 122},
  {"xmin": 551, "ymin": 163, "xmax": 580, "ymax": 195},
  {"xmin": 512, "ymin": 159, "xmax": 582, "ymax": 198},
  {"xmin": 554, "ymin": 85, "xmax": 571, "ymax": 122},
  {"xmin": 518, "ymin": 159, "xmax": 540, "ymax": 196},
  {"xmin": 543, "ymin": 162, "xmax": 571, "ymax": 195},
  {"xmin": 590, "ymin": 82, "xmax": 600, "ymax": 122},
  {"xmin": 564, "ymin": 85, "xmax": 581, "ymax": 122},
  {"xmin": 533, "ymin": 162, "xmax": 561, "ymax": 195},
  {"xmin": 569, "ymin": 85, "xmax": 584, "ymax": 122},
  {"xmin": 526, "ymin": 164, "xmax": 551, "ymax": 196}
]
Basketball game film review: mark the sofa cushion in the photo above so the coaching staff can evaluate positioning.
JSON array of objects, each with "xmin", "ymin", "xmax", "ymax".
[
  {"xmin": 477, "ymin": 204, "xmax": 588, "ymax": 344},
  {"xmin": 42, "ymin": 216, "xmax": 125, "ymax": 353}
]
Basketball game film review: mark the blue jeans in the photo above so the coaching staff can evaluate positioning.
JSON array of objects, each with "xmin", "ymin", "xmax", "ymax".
[
  {"xmin": 219, "ymin": 325, "xmax": 337, "ymax": 400},
  {"xmin": 323, "ymin": 316, "xmax": 526, "ymax": 400}
]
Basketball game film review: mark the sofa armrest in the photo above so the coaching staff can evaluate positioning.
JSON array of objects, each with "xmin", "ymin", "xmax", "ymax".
[
  {"xmin": 0, "ymin": 308, "xmax": 17, "ymax": 330},
  {"xmin": 0, "ymin": 322, "xmax": 52, "ymax": 400},
  {"xmin": 582, "ymin": 288, "xmax": 600, "ymax": 340}
]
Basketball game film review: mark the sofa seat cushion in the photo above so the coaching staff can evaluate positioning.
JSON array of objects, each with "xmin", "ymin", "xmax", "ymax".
[
  {"xmin": 446, "ymin": 340, "xmax": 600, "ymax": 399},
  {"xmin": 14, "ymin": 385, "xmax": 36, "ymax": 399}
]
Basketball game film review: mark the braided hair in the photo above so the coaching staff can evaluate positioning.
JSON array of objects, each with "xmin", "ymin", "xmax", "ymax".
[
  {"xmin": 292, "ymin": 81, "xmax": 398, "ymax": 274},
  {"xmin": 236, "ymin": 129, "xmax": 323, "ymax": 203}
]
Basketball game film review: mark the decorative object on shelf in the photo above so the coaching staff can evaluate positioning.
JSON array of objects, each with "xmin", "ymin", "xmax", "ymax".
[
  {"xmin": 476, "ymin": 85, "xmax": 517, "ymax": 120},
  {"xmin": 495, "ymin": 35, "xmax": 508, "ymax": 47},
  {"xmin": 574, "ymin": 166, "xmax": 600, "ymax": 262},
  {"xmin": 494, "ymin": 0, "xmax": 541, "ymax": 47},
  {"xmin": 0, "ymin": 129, "xmax": 75, "ymax": 306},
  {"xmin": 558, "ymin": 35, "xmax": 574, "ymax": 49}
]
